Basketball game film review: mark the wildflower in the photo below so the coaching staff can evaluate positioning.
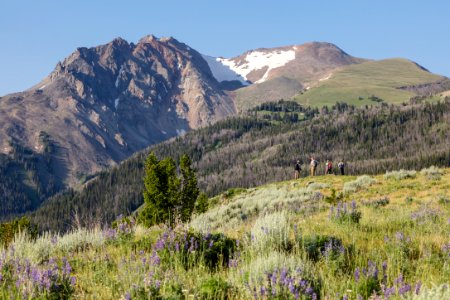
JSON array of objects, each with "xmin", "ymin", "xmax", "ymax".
[
  {"xmin": 70, "ymin": 276, "xmax": 76, "ymax": 286},
  {"xmin": 395, "ymin": 232, "xmax": 405, "ymax": 242},
  {"xmin": 394, "ymin": 273, "xmax": 403, "ymax": 285},
  {"xmin": 155, "ymin": 280, "xmax": 161, "ymax": 289},
  {"xmin": 125, "ymin": 291, "xmax": 131, "ymax": 300},
  {"xmin": 151, "ymin": 252, "xmax": 161, "ymax": 266},
  {"xmin": 415, "ymin": 281, "xmax": 422, "ymax": 295},
  {"xmin": 382, "ymin": 285, "xmax": 396, "ymax": 298},
  {"xmin": 354, "ymin": 268, "xmax": 360, "ymax": 282},
  {"xmin": 398, "ymin": 283, "xmax": 411, "ymax": 295},
  {"xmin": 260, "ymin": 286, "xmax": 266, "ymax": 297}
]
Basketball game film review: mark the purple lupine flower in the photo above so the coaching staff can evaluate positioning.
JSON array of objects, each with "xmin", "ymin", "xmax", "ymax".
[
  {"xmin": 154, "ymin": 238, "xmax": 166, "ymax": 250},
  {"xmin": 150, "ymin": 251, "xmax": 160, "ymax": 266},
  {"xmin": 415, "ymin": 281, "xmax": 422, "ymax": 295},
  {"xmin": 70, "ymin": 276, "xmax": 76, "ymax": 286},
  {"xmin": 125, "ymin": 291, "xmax": 131, "ymax": 300},
  {"xmin": 209, "ymin": 240, "xmax": 214, "ymax": 248},
  {"xmin": 357, "ymin": 295, "xmax": 363, "ymax": 300},
  {"xmin": 395, "ymin": 232, "xmax": 405, "ymax": 242},
  {"xmin": 354, "ymin": 267, "xmax": 360, "ymax": 282},
  {"xmin": 63, "ymin": 258, "xmax": 72, "ymax": 276},
  {"xmin": 270, "ymin": 271, "xmax": 277, "ymax": 285},
  {"xmin": 260, "ymin": 286, "xmax": 266, "ymax": 297},
  {"xmin": 343, "ymin": 295, "xmax": 349, "ymax": 300},
  {"xmin": 351, "ymin": 200, "xmax": 357, "ymax": 211},
  {"xmin": 155, "ymin": 280, "xmax": 161, "ymax": 289},
  {"xmin": 394, "ymin": 273, "xmax": 403, "ymax": 285},
  {"xmin": 399, "ymin": 283, "xmax": 411, "ymax": 295}
]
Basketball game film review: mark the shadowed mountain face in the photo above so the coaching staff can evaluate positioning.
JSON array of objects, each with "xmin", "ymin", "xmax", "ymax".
[{"xmin": 0, "ymin": 35, "xmax": 235, "ymax": 187}]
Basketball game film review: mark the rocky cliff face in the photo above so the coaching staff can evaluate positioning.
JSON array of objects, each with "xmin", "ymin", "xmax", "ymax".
[{"xmin": 0, "ymin": 35, "xmax": 235, "ymax": 186}]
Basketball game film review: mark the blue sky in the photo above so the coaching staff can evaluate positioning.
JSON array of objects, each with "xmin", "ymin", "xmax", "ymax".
[{"xmin": 1, "ymin": 0, "xmax": 449, "ymax": 95}]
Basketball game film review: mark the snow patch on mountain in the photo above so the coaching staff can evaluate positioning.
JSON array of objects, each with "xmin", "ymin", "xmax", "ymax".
[
  {"xmin": 201, "ymin": 55, "xmax": 248, "ymax": 85},
  {"xmin": 218, "ymin": 48, "xmax": 296, "ymax": 84},
  {"xmin": 115, "ymin": 65, "xmax": 125, "ymax": 88}
]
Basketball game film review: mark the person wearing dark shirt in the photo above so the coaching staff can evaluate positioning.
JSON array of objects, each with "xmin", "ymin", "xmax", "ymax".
[{"xmin": 294, "ymin": 160, "xmax": 301, "ymax": 179}]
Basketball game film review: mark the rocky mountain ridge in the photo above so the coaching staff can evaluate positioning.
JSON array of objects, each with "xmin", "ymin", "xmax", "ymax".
[{"xmin": 0, "ymin": 35, "xmax": 235, "ymax": 188}]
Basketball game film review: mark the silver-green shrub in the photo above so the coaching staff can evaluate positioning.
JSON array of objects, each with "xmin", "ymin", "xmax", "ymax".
[
  {"xmin": 420, "ymin": 166, "xmax": 443, "ymax": 180},
  {"xmin": 343, "ymin": 175, "xmax": 376, "ymax": 194},
  {"xmin": 384, "ymin": 169, "xmax": 417, "ymax": 180}
]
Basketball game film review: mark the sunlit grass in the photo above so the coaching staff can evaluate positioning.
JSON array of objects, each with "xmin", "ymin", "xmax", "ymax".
[{"xmin": 1, "ymin": 168, "xmax": 449, "ymax": 299}]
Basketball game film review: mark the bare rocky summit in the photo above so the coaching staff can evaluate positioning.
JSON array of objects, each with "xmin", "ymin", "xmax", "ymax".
[{"xmin": 0, "ymin": 35, "xmax": 235, "ymax": 186}]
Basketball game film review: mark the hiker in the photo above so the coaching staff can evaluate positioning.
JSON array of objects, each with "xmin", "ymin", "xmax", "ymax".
[
  {"xmin": 338, "ymin": 160, "xmax": 345, "ymax": 175},
  {"xmin": 326, "ymin": 160, "xmax": 333, "ymax": 174},
  {"xmin": 294, "ymin": 160, "xmax": 301, "ymax": 179},
  {"xmin": 310, "ymin": 157, "xmax": 318, "ymax": 176}
]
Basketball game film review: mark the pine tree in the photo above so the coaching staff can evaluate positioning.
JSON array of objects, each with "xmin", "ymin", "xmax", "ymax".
[
  {"xmin": 179, "ymin": 154, "xmax": 199, "ymax": 222},
  {"xmin": 139, "ymin": 153, "xmax": 180, "ymax": 227},
  {"xmin": 139, "ymin": 153, "xmax": 199, "ymax": 227}
]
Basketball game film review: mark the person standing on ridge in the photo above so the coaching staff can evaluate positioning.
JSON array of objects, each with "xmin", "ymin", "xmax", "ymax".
[
  {"xmin": 310, "ymin": 157, "xmax": 318, "ymax": 176},
  {"xmin": 326, "ymin": 160, "xmax": 333, "ymax": 174},
  {"xmin": 294, "ymin": 160, "xmax": 301, "ymax": 179},
  {"xmin": 338, "ymin": 160, "xmax": 345, "ymax": 175}
]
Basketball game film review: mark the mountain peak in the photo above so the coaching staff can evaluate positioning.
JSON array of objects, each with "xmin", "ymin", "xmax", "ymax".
[{"xmin": 138, "ymin": 34, "xmax": 158, "ymax": 44}]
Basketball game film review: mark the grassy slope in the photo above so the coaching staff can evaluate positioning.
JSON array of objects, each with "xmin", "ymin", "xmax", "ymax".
[
  {"xmin": 3, "ymin": 168, "xmax": 449, "ymax": 299},
  {"xmin": 234, "ymin": 76, "xmax": 303, "ymax": 111},
  {"xmin": 293, "ymin": 59, "xmax": 444, "ymax": 107}
]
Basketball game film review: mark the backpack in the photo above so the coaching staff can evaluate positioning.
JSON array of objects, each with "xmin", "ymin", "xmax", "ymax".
[
  {"xmin": 327, "ymin": 162, "xmax": 332, "ymax": 169},
  {"xmin": 313, "ymin": 160, "xmax": 318, "ymax": 167}
]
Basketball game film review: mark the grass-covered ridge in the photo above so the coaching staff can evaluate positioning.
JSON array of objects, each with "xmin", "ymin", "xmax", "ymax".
[
  {"xmin": 2, "ymin": 168, "xmax": 449, "ymax": 299},
  {"xmin": 294, "ymin": 59, "xmax": 445, "ymax": 107}
]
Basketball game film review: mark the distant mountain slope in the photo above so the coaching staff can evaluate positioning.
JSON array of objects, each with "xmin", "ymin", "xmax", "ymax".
[
  {"xmin": 30, "ymin": 101, "xmax": 450, "ymax": 232},
  {"xmin": 203, "ymin": 42, "xmax": 366, "ymax": 110},
  {"xmin": 293, "ymin": 58, "xmax": 445, "ymax": 107},
  {"xmin": 203, "ymin": 43, "xmax": 446, "ymax": 111}
]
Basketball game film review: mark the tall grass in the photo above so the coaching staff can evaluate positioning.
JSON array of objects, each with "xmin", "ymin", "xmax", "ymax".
[{"xmin": 1, "ymin": 168, "xmax": 449, "ymax": 299}]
